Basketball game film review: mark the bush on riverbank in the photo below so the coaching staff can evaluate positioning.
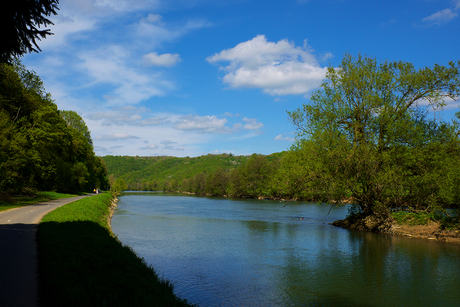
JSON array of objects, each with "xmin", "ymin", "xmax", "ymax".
[{"xmin": 37, "ymin": 193, "xmax": 193, "ymax": 307}]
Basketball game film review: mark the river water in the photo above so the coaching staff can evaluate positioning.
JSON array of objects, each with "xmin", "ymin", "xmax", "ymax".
[{"xmin": 112, "ymin": 192, "xmax": 460, "ymax": 307}]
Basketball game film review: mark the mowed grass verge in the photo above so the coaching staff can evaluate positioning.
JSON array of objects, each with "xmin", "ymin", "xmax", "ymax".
[{"xmin": 37, "ymin": 192, "xmax": 194, "ymax": 307}]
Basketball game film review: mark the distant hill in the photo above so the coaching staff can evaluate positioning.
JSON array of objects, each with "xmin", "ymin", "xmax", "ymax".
[{"xmin": 102, "ymin": 154, "xmax": 252, "ymax": 189}]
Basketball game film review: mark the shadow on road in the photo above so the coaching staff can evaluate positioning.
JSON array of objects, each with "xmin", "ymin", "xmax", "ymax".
[{"xmin": 0, "ymin": 223, "xmax": 38, "ymax": 307}]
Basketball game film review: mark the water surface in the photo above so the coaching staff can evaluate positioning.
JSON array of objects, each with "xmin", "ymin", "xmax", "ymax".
[{"xmin": 112, "ymin": 193, "xmax": 460, "ymax": 307}]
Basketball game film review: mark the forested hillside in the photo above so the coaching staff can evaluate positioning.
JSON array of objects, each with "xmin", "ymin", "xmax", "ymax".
[
  {"xmin": 0, "ymin": 61, "xmax": 108, "ymax": 197},
  {"xmin": 103, "ymin": 154, "xmax": 251, "ymax": 191},
  {"xmin": 102, "ymin": 151, "xmax": 320, "ymax": 200}
]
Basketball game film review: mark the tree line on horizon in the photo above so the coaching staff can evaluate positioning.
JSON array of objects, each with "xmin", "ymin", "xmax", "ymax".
[{"xmin": 104, "ymin": 153, "xmax": 287, "ymax": 199}]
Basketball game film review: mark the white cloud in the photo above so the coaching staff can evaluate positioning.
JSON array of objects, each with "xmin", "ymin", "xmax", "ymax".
[
  {"xmin": 222, "ymin": 112, "xmax": 241, "ymax": 117},
  {"xmin": 94, "ymin": 0, "xmax": 160, "ymax": 12},
  {"xmin": 86, "ymin": 107, "xmax": 265, "ymax": 136},
  {"xmin": 160, "ymin": 140, "xmax": 185, "ymax": 151},
  {"xmin": 242, "ymin": 117, "xmax": 264, "ymax": 130},
  {"xmin": 274, "ymin": 134, "xmax": 295, "ymax": 142},
  {"xmin": 132, "ymin": 14, "xmax": 211, "ymax": 48},
  {"xmin": 207, "ymin": 35, "xmax": 328, "ymax": 96},
  {"xmin": 144, "ymin": 13, "xmax": 163, "ymax": 24},
  {"xmin": 417, "ymin": 97, "xmax": 460, "ymax": 110},
  {"xmin": 143, "ymin": 52, "xmax": 181, "ymax": 67},
  {"xmin": 320, "ymin": 52, "xmax": 334, "ymax": 62},
  {"xmin": 174, "ymin": 114, "xmax": 233, "ymax": 134},
  {"xmin": 423, "ymin": 8, "xmax": 458, "ymax": 24},
  {"xmin": 79, "ymin": 45, "xmax": 174, "ymax": 105},
  {"xmin": 87, "ymin": 106, "xmax": 167, "ymax": 126},
  {"xmin": 140, "ymin": 117, "xmax": 166, "ymax": 126},
  {"xmin": 422, "ymin": 1, "xmax": 460, "ymax": 25},
  {"xmin": 38, "ymin": 15, "xmax": 96, "ymax": 50},
  {"xmin": 140, "ymin": 144, "xmax": 160, "ymax": 150}
]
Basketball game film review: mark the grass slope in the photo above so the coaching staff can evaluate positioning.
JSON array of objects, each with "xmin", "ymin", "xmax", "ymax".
[{"xmin": 37, "ymin": 193, "xmax": 193, "ymax": 307}]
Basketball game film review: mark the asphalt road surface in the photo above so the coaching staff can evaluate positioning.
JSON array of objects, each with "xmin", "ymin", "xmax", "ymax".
[{"xmin": 0, "ymin": 195, "xmax": 91, "ymax": 307}]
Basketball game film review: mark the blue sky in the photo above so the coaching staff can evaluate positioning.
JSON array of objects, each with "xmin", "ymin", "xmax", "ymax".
[{"xmin": 23, "ymin": 0, "xmax": 460, "ymax": 157}]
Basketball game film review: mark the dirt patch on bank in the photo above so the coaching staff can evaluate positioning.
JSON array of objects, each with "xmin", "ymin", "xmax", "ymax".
[
  {"xmin": 332, "ymin": 215, "xmax": 460, "ymax": 244},
  {"xmin": 107, "ymin": 197, "xmax": 118, "ymax": 233}
]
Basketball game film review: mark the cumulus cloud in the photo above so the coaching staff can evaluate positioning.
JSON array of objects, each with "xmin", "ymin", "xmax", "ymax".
[
  {"xmin": 206, "ymin": 35, "xmax": 328, "ymax": 96},
  {"xmin": 143, "ymin": 52, "xmax": 181, "ymax": 67},
  {"xmin": 422, "ymin": 1, "xmax": 460, "ymax": 25}
]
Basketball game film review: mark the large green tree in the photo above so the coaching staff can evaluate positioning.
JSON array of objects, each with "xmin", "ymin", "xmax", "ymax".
[
  {"xmin": 0, "ymin": 61, "xmax": 108, "ymax": 196},
  {"xmin": 61, "ymin": 110, "xmax": 93, "ymax": 147},
  {"xmin": 288, "ymin": 54, "xmax": 460, "ymax": 216},
  {"xmin": 0, "ymin": 0, "xmax": 59, "ymax": 63}
]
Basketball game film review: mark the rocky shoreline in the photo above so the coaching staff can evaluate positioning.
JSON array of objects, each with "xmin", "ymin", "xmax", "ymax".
[
  {"xmin": 107, "ymin": 197, "xmax": 118, "ymax": 233},
  {"xmin": 332, "ymin": 215, "xmax": 460, "ymax": 244}
]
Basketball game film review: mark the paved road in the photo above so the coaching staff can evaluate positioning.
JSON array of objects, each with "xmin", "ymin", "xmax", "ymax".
[{"xmin": 0, "ymin": 195, "xmax": 91, "ymax": 307}]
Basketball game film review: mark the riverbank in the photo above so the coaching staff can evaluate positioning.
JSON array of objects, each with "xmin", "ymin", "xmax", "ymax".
[
  {"xmin": 37, "ymin": 192, "xmax": 194, "ymax": 306},
  {"xmin": 332, "ymin": 214, "xmax": 460, "ymax": 244}
]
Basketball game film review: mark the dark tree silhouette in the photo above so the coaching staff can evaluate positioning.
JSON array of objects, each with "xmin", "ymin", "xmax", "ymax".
[{"xmin": 0, "ymin": 0, "xmax": 59, "ymax": 63}]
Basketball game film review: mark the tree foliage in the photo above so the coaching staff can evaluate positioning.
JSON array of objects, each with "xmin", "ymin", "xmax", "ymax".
[
  {"xmin": 0, "ymin": 61, "xmax": 108, "ymax": 197},
  {"xmin": 288, "ymin": 54, "xmax": 460, "ymax": 215},
  {"xmin": 0, "ymin": 0, "xmax": 59, "ymax": 63},
  {"xmin": 111, "ymin": 177, "xmax": 126, "ymax": 195},
  {"xmin": 61, "ymin": 110, "xmax": 93, "ymax": 147},
  {"xmin": 103, "ymin": 153, "xmax": 284, "ymax": 198}
]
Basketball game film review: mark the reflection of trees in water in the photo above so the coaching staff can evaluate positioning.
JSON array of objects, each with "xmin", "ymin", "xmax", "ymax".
[{"xmin": 262, "ymin": 227, "xmax": 460, "ymax": 306}]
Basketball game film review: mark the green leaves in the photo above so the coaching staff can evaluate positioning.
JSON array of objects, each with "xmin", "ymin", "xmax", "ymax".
[
  {"xmin": 0, "ymin": 61, "xmax": 108, "ymax": 197},
  {"xmin": 288, "ymin": 54, "xmax": 460, "ymax": 215}
]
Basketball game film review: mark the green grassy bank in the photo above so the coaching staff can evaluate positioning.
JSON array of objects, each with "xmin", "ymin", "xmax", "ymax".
[{"xmin": 37, "ymin": 192, "xmax": 194, "ymax": 307}]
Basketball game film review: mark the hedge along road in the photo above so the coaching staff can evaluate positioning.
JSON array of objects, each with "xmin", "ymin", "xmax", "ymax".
[{"xmin": 0, "ymin": 195, "xmax": 92, "ymax": 307}]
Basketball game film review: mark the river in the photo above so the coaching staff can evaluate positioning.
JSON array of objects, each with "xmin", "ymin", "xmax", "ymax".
[{"xmin": 111, "ymin": 192, "xmax": 460, "ymax": 307}]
